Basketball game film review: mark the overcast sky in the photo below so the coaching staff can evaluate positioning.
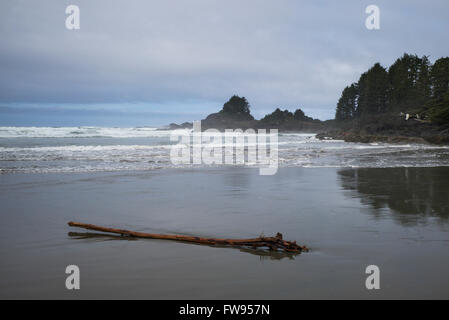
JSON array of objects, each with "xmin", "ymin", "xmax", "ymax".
[{"xmin": 1, "ymin": 0, "xmax": 448, "ymax": 126}]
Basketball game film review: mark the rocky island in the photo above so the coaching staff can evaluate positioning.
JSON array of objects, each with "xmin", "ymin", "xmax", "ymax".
[
  {"xmin": 166, "ymin": 53, "xmax": 449, "ymax": 144},
  {"xmin": 165, "ymin": 95, "xmax": 324, "ymax": 132}
]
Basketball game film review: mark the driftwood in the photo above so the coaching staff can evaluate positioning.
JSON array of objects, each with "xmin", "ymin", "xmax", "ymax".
[
  {"xmin": 68, "ymin": 221, "xmax": 308, "ymax": 254},
  {"xmin": 68, "ymin": 232, "xmax": 297, "ymax": 260}
]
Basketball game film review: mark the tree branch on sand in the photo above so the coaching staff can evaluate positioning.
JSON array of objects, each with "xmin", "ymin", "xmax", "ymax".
[{"xmin": 68, "ymin": 221, "xmax": 309, "ymax": 254}]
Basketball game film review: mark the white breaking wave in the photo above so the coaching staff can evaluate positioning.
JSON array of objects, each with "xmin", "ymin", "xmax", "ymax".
[
  {"xmin": 0, "ymin": 145, "xmax": 173, "ymax": 152},
  {"xmin": 0, "ymin": 126, "xmax": 190, "ymax": 138},
  {"xmin": 1, "ymin": 127, "xmax": 449, "ymax": 173}
]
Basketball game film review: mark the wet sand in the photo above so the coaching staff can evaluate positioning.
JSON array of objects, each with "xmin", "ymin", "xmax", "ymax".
[{"xmin": 0, "ymin": 167, "xmax": 448, "ymax": 299}]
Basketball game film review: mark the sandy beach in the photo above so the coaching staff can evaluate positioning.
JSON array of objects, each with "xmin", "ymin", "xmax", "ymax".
[{"xmin": 1, "ymin": 166, "xmax": 448, "ymax": 299}]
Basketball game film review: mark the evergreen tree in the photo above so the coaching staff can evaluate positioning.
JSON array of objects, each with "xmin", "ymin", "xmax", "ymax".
[
  {"xmin": 426, "ymin": 57, "xmax": 449, "ymax": 124},
  {"xmin": 428, "ymin": 91, "xmax": 449, "ymax": 124},
  {"xmin": 430, "ymin": 57, "xmax": 449, "ymax": 100},
  {"xmin": 387, "ymin": 54, "xmax": 430, "ymax": 112},
  {"xmin": 293, "ymin": 108, "xmax": 306, "ymax": 120},
  {"xmin": 260, "ymin": 108, "xmax": 293, "ymax": 123},
  {"xmin": 335, "ymin": 83, "xmax": 358, "ymax": 120},
  {"xmin": 333, "ymin": 53, "xmax": 448, "ymax": 124},
  {"xmin": 357, "ymin": 63, "xmax": 388, "ymax": 116},
  {"xmin": 293, "ymin": 108, "xmax": 313, "ymax": 121},
  {"xmin": 221, "ymin": 95, "xmax": 251, "ymax": 115},
  {"xmin": 415, "ymin": 55, "xmax": 432, "ymax": 108}
]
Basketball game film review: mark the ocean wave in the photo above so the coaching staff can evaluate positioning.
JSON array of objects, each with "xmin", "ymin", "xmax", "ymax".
[
  {"xmin": 0, "ymin": 144, "xmax": 174, "ymax": 152},
  {"xmin": 0, "ymin": 126, "xmax": 190, "ymax": 138},
  {"xmin": 1, "ymin": 127, "xmax": 449, "ymax": 173}
]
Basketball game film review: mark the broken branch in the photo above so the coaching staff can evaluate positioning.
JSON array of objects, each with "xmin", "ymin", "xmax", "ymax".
[{"xmin": 67, "ymin": 221, "xmax": 308, "ymax": 253}]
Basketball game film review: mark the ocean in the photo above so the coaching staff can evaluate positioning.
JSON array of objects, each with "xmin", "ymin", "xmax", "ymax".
[
  {"xmin": 1, "ymin": 127, "xmax": 449, "ymax": 298},
  {"xmin": 1, "ymin": 126, "xmax": 449, "ymax": 173}
]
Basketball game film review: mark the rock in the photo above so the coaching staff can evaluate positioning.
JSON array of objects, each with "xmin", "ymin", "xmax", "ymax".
[{"xmin": 163, "ymin": 122, "xmax": 193, "ymax": 130}]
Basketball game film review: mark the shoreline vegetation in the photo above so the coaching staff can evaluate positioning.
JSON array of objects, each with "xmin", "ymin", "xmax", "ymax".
[{"xmin": 165, "ymin": 53, "xmax": 449, "ymax": 144}]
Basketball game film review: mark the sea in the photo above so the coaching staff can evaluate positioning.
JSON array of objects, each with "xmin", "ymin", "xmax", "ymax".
[{"xmin": 0, "ymin": 126, "xmax": 449, "ymax": 298}]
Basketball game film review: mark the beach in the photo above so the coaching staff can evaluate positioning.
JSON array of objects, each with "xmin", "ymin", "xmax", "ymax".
[
  {"xmin": 2, "ymin": 0, "xmax": 449, "ymax": 303},
  {"xmin": 1, "ymin": 166, "xmax": 448, "ymax": 299}
]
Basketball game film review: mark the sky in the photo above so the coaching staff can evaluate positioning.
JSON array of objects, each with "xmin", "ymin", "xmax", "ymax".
[{"xmin": 0, "ymin": 0, "xmax": 448, "ymax": 127}]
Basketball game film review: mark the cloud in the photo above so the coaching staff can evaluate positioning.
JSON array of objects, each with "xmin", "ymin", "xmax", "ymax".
[{"xmin": 0, "ymin": 0, "xmax": 448, "ymax": 123}]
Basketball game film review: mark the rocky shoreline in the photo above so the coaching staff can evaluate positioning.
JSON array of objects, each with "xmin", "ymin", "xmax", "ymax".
[
  {"xmin": 163, "ymin": 120, "xmax": 449, "ymax": 145},
  {"xmin": 316, "ymin": 130, "xmax": 449, "ymax": 145},
  {"xmin": 161, "ymin": 95, "xmax": 449, "ymax": 145}
]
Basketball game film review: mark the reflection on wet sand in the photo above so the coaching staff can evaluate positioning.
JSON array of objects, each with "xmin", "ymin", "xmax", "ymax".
[{"xmin": 338, "ymin": 167, "xmax": 449, "ymax": 225}]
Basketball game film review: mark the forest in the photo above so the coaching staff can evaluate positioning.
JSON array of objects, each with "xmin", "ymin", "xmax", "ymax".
[{"xmin": 335, "ymin": 54, "xmax": 449, "ymax": 124}]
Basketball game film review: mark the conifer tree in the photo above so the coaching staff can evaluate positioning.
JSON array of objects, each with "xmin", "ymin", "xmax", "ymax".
[
  {"xmin": 357, "ymin": 63, "xmax": 388, "ymax": 116},
  {"xmin": 430, "ymin": 57, "xmax": 449, "ymax": 100},
  {"xmin": 335, "ymin": 83, "xmax": 358, "ymax": 120}
]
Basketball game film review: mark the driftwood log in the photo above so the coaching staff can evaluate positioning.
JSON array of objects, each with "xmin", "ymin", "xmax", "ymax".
[{"xmin": 68, "ymin": 221, "xmax": 308, "ymax": 254}]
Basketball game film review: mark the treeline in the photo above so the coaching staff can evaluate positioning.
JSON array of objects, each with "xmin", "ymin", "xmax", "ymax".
[
  {"xmin": 220, "ymin": 95, "xmax": 315, "ymax": 123},
  {"xmin": 220, "ymin": 95, "xmax": 254, "ymax": 120},
  {"xmin": 335, "ymin": 54, "xmax": 449, "ymax": 124},
  {"xmin": 260, "ymin": 107, "xmax": 315, "ymax": 123}
]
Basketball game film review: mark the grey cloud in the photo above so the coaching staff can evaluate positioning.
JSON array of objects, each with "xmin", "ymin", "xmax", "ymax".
[{"xmin": 0, "ymin": 0, "xmax": 448, "ymax": 121}]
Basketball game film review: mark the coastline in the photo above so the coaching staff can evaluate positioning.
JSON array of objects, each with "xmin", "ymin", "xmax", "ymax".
[{"xmin": 316, "ymin": 130, "xmax": 449, "ymax": 145}]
